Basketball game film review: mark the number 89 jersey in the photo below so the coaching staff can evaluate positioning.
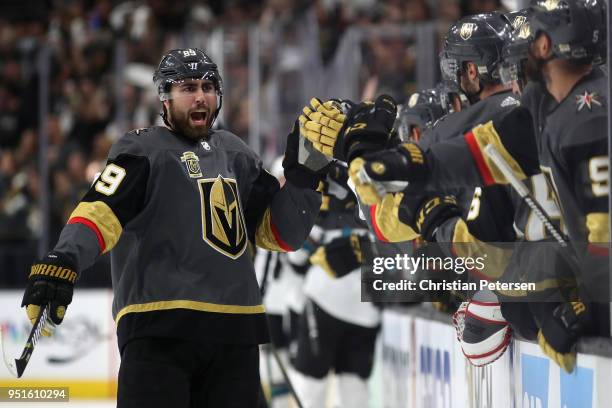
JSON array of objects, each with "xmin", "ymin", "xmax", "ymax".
[{"xmin": 55, "ymin": 126, "xmax": 321, "ymax": 349}]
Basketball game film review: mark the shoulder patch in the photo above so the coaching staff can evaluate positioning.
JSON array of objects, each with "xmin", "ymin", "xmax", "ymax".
[
  {"xmin": 132, "ymin": 128, "xmax": 150, "ymax": 135},
  {"xmin": 500, "ymin": 96, "xmax": 520, "ymax": 108},
  {"xmin": 575, "ymin": 91, "xmax": 602, "ymax": 112}
]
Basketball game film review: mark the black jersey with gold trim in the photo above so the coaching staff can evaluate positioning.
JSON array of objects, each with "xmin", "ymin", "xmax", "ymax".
[
  {"xmin": 420, "ymin": 90, "xmax": 520, "ymax": 149},
  {"xmin": 52, "ymin": 126, "xmax": 321, "ymax": 349},
  {"xmin": 536, "ymin": 68, "xmax": 608, "ymax": 247},
  {"xmin": 421, "ymin": 90, "xmax": 520, "ymax": 243}
]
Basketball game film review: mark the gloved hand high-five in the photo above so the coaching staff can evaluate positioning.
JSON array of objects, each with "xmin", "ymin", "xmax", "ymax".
[
  {"xmin": 283, "ymin": 119, "xmax": 330, "ymax": 190},
  {"xmin": 21, "ymin": 252, "xmax": 77, "ymax": 337},
  {"xmin": 300, "ymin": 95, "xmax": 397, "ymax": 162},
  {"xmin": 299, "ymin": 98, "xmax": 349, "ymax": 157},
  {"xmin": 347, "ymin": 143, "xmax": 428, "ymax": 205}
]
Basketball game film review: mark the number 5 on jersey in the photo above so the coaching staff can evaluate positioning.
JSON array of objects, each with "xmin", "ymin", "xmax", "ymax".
[{"xmin": 95, "ymin": 163, "xmax": 127, "ymax": 196}]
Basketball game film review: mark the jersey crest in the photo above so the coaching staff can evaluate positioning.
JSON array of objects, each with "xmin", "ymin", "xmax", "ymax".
[{"xmin": 198, "ymin": 175, "xmax": 247, "ymax": 259}]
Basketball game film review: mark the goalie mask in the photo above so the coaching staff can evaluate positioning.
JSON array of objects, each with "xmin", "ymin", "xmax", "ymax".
[
  {"xmin": 153, "ymin": 48, "xmax": 224, "ymax": 127},
  {"xmin": 453, "ymin": 289, "xmax": 512, "ymax": 366}
]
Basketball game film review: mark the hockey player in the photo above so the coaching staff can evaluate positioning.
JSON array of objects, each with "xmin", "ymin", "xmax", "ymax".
[
  {"xmin": 422, "ymin": 11, "xmax": 520, "ymax": 149},
  {"xmin": 334, "ymin": 0, "xmax": 609, "ymax": 372},
  {"xmin": 396, "ymin": 87, "xmax": 447, "ymax": 143},
  {"xmin": 20, "ymin": 48, "xmax": 328, "ymax": 407},
  {"xmin": 290, "ymin": 166, "xmax": 380, "ymax": 408}
]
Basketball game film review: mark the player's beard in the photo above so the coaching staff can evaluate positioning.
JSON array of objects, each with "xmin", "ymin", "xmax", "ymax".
[
  {"xmin": 167, "ymin": 101, "xmax": 210, "ymax": 141},
  {"xmin": 524, "ymin": 52, "xmax": 547, "ymax": 85},
  {"xmin": 460, "ymin": 74, "xmax": 481, "ymax": 104}
]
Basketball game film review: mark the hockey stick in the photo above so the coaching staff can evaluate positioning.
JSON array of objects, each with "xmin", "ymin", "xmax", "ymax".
[
  {"xmin": 483, "ymin": 144, "xmax": 568, "ymax": 246},
  {"xmin": 265, "ymin": 339, "xmax": 304, "ymax": 408},
  {"xmin": 1, "ymin": 304, "xmax": 50, "ymax": 378},
  {"xmin": 259, "ymin": 262, "xmax": 304, "ymax": 408}
]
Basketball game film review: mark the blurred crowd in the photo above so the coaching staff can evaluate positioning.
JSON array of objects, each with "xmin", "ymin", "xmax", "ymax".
[{"xmin": 0, "ymin": 0, "xmax": 509, "ymax": 287}]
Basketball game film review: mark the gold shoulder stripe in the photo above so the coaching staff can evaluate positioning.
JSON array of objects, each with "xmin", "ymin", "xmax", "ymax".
[
  {"xmin": 115, "ymin": 300, "xmax": 266, "ymax": 326},
  {"xmin": 68, "ymin": 201, "xmax": 123, "ymax": 254},
  {"xmin": 373, "ymin": 193, "xmax": 418, "ymax": 242},
  {"xmin": 471, "ymin": 121, "xmax": 528, "ymax": 184}
]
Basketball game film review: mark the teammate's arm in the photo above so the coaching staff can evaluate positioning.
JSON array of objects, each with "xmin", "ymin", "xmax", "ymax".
[{"xmin": 349, "ymin": 107, "xmax": 541, "ymax": 205}]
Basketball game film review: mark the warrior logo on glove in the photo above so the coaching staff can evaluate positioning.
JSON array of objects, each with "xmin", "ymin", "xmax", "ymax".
[{"xmin": 22, "ymin": 252, "xmax": 78, "ymax": 337}]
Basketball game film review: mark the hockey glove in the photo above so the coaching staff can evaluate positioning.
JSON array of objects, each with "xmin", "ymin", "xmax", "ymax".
[
  {"xmin": 299, "ymin": 98, "xmax": 349, "ymax": 157},
  {"xmin": 341, "ymin": 95, "xmax": 397, "ymax": 162},
  {"xmin": 283, "ymin": 120, "xmax": 330, "ymax": 190},
  {"xmin": 347, "ymin": 143, "xmax": 428, "ymax": 205},
  {"xmin": 309, "ymin": 234, "xmax": 367, "ymax": 278},
  {"xmin": 414, "ymin": 195, "xmax": 462, "ymax": 242},
  {"xmin": 300, "ymin": 95, "xmax": 396, "ymax": 162},
  {"xmin": 537, "ymin": 301, "xmax": 589, "ymax": 373},
  {"xmin": 21, "ymin": 252, "xmax": 77, "ymax": 337}
]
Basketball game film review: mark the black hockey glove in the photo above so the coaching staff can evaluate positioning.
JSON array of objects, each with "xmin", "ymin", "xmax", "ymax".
[
  {"xmin": 283, "ymin": 120, "xmax": 329, "ymax": 190},
  {"xmin": 537, "ymin": 302, "xmax": 590, "ymax": 373},
  {"xmin": 395, "ymin": 194, "xmax": 461, "ymax": 242},
  {"xmin": 21, "ymin": 252, "xmax": 77, "ymax": 337},
  {"xmin": 309, "ymin": 234, "xmax": 368, "ymax": 278},
  {"xmin": 347, "ymin": 143, "xmax": 428, "ymax": 205}
]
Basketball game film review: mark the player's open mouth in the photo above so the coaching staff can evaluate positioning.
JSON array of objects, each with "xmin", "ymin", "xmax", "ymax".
[{"xmin": 190, "ymin": 111, "xmax": 208, "ymax": 126}]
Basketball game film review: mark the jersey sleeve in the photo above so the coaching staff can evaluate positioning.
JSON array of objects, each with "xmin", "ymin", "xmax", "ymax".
[
  {"xmin": 423, "ymin": 107, "xmax": 540, "ymax": 190},
  {"xmin": 557, "ymin": 116, "xmax": 609, "ymax": 301},
  {"xmin": 248, "ymin": 165, "xmax": 322, "ymax": 252},
  {"xmin": 560, "ymin": 116, "xmax": 609, "ymax": 246},
  {"xmin": 53, "ymin": 133, "xmax": 150, "ymax": 271}
]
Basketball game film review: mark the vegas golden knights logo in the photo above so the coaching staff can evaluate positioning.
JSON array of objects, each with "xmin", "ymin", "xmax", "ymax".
[
  {"xmin": 181, "ymin": 151, "xmax": 203, "ymax": 178},
  {"xmin": 460, "ymin": 23, "xmax": 476, "ymax": 40},
  {"xmin": 518, "ymin": 22, "xmax": 531, "ymax": 40},
  {"xmin": 542, "ymin": 0, "xmax": 559, "ymax": 11},
  {"xmin": 512, "ymin": 15, "xmax": 527, "ymax": 30},
  {"xmin": 198, "ymin": 176, "xmax": 247, "ymax": 259}
]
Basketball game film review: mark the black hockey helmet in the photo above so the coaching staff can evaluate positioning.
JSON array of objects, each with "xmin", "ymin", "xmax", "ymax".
[
  {"xmin": 396, "ymin": 88, "xmax": 447, "ymax": 142},
  {"xmin": 529, "ymin": 0, "xmax": 607, "ymax": 64},
  {"xmin": 153, "ymin": 48, "xmax": 224, "ymax": 124},
  {"xmin": 499, "ymin": 8, "xmax": 534, "ymax": 86},
  {"xmin": 440, "ymin": 12, "xmax": 513, "ymax": 87}
]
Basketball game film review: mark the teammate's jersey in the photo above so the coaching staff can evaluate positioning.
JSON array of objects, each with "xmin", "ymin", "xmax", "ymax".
[
  {"xmin": 422, "ymin": 90, "xmax": 520, "ymax": 243},
  {"xmin": 255, "ymin": 249, "xmax": 303, "ymax": 315},
  {"xmin": 536, "ymin": 68, "xmax": 608, "ymax": 246},
  {"xmin": 420, "ymin": 90, "xmax": 520, "ymax": 149},
  {"xmin": 303, "ymin": 207, "xmax": 380, "ymax": 328},
  {"xmin": 53, "ymin": 126, "xmax": 321, "ymax": 349}
]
